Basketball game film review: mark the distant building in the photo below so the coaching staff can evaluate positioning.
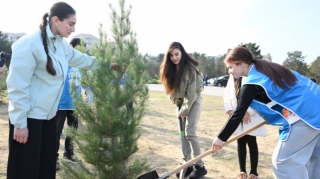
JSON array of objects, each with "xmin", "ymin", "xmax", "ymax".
[
  {"xmin": 4, "ymin": 32, "xmax": 26, "ymax": 42},
  {"xmin": 262, "ymin": 53, "xmax": 272, "ymax": 62},
  {"xmin": 72, "ymin": 33, "xmax": 99, "ymax": 50}
]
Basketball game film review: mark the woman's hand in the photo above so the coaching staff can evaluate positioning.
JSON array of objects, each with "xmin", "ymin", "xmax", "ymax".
[
  {"xmin": 212, "ymin": 137, "xmax": 224, "ymax": 152},
  {"xmin": 242, "ymin": 112, "xmax": 251, "ymax": 124},
  {"xmin": 14, "ymin": 127, "xmax": 29, "ymax": 144},
  {"xmin": 174, "ymin": 98, "xmax": 181, "ymax": 105},
  {"xmin": 226, "ymin": 110, "xmax": 234, "ymax": 116},
  {"xmin": 178, "ymin": 113, "xmax": 185, "ymax": 122}
]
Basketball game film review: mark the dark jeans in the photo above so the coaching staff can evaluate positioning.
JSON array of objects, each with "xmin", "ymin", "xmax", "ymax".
[
  {"xmin": 55, "ymin": 110, "xmax": 78, "ymax": 160},
  {"xmin": 237, "ymin": 135, "xmax": 259, "ymax": 176},
  {"xmin": 7, "ymin": 118, "xmax": 56, "ymax": 179}
]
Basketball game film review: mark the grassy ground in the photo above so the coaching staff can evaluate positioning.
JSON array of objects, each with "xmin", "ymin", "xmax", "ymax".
[
  {"xmin": 0, "ymin": 91, "xmax": 278, "ymax": 179},
  {"xmin": 133, "ymin": 91, "xmax": 278, "ymax": 179}
]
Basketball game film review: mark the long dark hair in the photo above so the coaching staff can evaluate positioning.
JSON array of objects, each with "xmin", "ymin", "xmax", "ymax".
[
  {"xmin": 225, "ymin": 46, "xmax": 297, "ymax": 89},
  {"xmin": 160, "ymin": 42, "xmax": 199, "ymax": 95},
  {"xmin": 70, "ymin": 37, "xmax": 86, "ymax": 48},
  {"xmin": 39, "ymin": 2, "xmax": 76, "ymax": 76}
]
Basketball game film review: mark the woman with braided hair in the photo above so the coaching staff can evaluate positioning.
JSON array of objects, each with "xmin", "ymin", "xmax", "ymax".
[
  {"xmin": 6, "ymin": 2, "xmax": 99, "ymax": 178},
  {"xmin": 212, "ymin": 46, "xmax": 320, "ymax": 179}
]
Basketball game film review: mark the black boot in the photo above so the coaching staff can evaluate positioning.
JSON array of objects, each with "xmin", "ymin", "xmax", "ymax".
[
  {"xmin": 176, "ymin": 165, "xmax": 194, "ymax": 178},
  {"xmin": 189, "ymin": 165, "xmax": 207, "ymax": 179}
]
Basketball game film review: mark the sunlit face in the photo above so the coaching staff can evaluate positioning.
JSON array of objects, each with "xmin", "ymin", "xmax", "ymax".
[
  {"xmin": 170, "ymin": 48, "xmax": 182, "ymax": 65},
  {"xmin": 225, "ymin": 62, "xmax": 244, "ymax": 79},
  {"xmin": 52, "ymin": 14, "xmax": 76, "ymax": 38}
]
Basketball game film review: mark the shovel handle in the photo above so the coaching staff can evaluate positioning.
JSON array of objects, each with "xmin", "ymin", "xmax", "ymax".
[
  {"xmin": 166, "ymin": 120, "xmax": 268, "ymax": 176},
  {"xmin": 177, "ymin": 102, "xmax": 184, "ymax": 132}
]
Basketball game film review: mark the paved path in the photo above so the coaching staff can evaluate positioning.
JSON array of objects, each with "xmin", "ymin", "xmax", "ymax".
[{"xmin": 147, "ymin": 84, "xmax": 225, "ymax": 97}]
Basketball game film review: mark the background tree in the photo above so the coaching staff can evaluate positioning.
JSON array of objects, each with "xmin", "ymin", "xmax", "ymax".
[
  {"xmin": 204, "ymin": 56, "xmax": 216, "ymax": 78},
  {"xmin": 197, "ymin": 53, "xmax": 216, "ymax": 79},
  {"xmin": 214, "ymin": 54, "xmax": 227, "ymax": 77},
  {"xmin": 198, "ymin": 53, "xmax": 207, "ymax": 77},
  {"xmin": 157, "ymin": 53, "xmax": 164, "ymax": 63},
  {"xmin": 0, "ymin": 31, "xmax": 12, "ymax": 68},
  {"xmin": 192, "ymin": 52, "xmax": 200, "ymax": 60},
  {"xmin": 0, "ymin": 31, "xmax": 12, "ymax": 53},
  {"xmin": 283, "ymin": 51, "xmax": 309, "ymax": 76},
  {"xmin": 146, "ymin": 60, "xmax": 160, "ymax": 83},
  {"xmin": 239, "ymin": 42, "xmax": 263, "ymax": 60},
  {"xmin": 0, "ymin": 66, "xmax": 8, "ymax": 102},
  {"xmin": 309, "ymin": 56, "xmax": 320, "ymax": 83},
  {"xmin": 60, "ymin": 0, "xmax": 148, "ymax": 178}
]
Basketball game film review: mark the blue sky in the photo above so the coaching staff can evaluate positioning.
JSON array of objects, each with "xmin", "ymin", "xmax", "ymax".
[{"xmin": 1, "ymin": 0, "xmax": 319, "ymax": 65}]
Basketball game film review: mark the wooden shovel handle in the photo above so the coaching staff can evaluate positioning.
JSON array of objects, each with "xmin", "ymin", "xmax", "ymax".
[{"xmin": 166, "ymin": 120, "xmax": 268, "ymax": 176}]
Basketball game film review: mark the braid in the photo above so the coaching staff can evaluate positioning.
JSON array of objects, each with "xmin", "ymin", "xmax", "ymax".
[{"xmin": 39, "ymin": 13, "xmax": 56, "ymax": 76}]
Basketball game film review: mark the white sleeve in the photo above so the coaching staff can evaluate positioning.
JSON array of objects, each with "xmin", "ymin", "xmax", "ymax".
[
  {"xmin": 223, "ymin": 75, "xmax": 235, "ymax": 113},
  {"xmin": 66, "ymin": 42, "xmax": 99, "ymax": 70}
]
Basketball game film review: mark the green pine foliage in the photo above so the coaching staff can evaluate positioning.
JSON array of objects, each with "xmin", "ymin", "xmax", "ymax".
[{"xmin": 60, "ymin": 0, "xmax": 148, "ymax": 178}]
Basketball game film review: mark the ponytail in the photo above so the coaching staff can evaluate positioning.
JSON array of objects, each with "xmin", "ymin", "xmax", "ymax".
[
  {"xmin": 254, "ymin": 60, "xmax": 296, "ymax": 89},
  {"xmin": 39, "ymin": 13, "xmax": 56, "ymax": 76}
]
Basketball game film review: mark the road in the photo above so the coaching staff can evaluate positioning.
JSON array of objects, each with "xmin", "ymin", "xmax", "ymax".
[{"xmin": 147, "ymin": 84, "xmax": 225, "ymax": 97}]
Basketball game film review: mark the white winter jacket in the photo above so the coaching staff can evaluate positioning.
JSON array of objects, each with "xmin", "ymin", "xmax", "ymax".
[
  {"xmin": 223, "ymin": 75, "xmax": 267, "ymax": 136},
  {"xmin": 6, "ymin": 25, "xmax": 99, "ymax": 129}
]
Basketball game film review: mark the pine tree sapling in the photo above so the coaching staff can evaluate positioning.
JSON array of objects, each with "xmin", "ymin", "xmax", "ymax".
[{"xmin": 60, "ymin": 0, "xmax": 148, "ymax": 178}]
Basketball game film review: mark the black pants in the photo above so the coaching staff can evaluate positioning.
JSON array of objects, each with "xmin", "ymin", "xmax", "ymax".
[
  {"xmin": 7, "ymin": 118, "xmax": 56, "ymax": 179},
  {"xmin": 55, "ymin": 110, "xmax": 78, "ymax": 160},
  {"xmin": 237, "ymin": 135, "xmax": 259, "ymax": 176}
]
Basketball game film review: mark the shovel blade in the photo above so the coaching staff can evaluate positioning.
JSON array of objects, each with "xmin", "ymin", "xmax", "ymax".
[
  {"xmin": 136, "ymin": 170, "xmax": 160, "ymax": 179},
  {"xmin": 179, "ymin": 167, "xmax": 187, "ymax": 179}
]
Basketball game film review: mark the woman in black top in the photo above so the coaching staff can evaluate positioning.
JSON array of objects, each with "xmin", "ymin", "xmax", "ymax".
[{"xmin": 211, "ymin": 46, "xmax": 320, "ymax": 179}]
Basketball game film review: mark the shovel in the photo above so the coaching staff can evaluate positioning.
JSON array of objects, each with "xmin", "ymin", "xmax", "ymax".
[
  {"xmin": 136, "ymin": 120, "xmax": 268, "ymax": 179},
  {"xmin": 177, "ymin": 101, "xmax": 188, "ymax": 179}
]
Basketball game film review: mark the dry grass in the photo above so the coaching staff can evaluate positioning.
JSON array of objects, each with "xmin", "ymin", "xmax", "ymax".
[
  {"xmin": 0, "ymin": 91, "xmax": 279, "ymax": 179},
  {"xmin": 0, "ymin": 96, "xmax": 9, "ymax": 179},
  {"xmin": 134, "ymin": 91, "xmax": 278, "ymax": 179}
]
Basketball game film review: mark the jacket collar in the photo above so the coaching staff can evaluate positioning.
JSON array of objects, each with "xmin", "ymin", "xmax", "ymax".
[{"xmin": 46, "ymin": 24, "xmax": 63, "ymax": 43}]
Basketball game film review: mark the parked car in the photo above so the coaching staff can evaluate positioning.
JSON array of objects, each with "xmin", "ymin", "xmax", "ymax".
[
  {"xmin": 213, "ymin": 75, "xmax": 229, "ymax": 87},
  {"xmin": 204, "ymin": 78, "xmax": 215, "ymax": 86}
]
